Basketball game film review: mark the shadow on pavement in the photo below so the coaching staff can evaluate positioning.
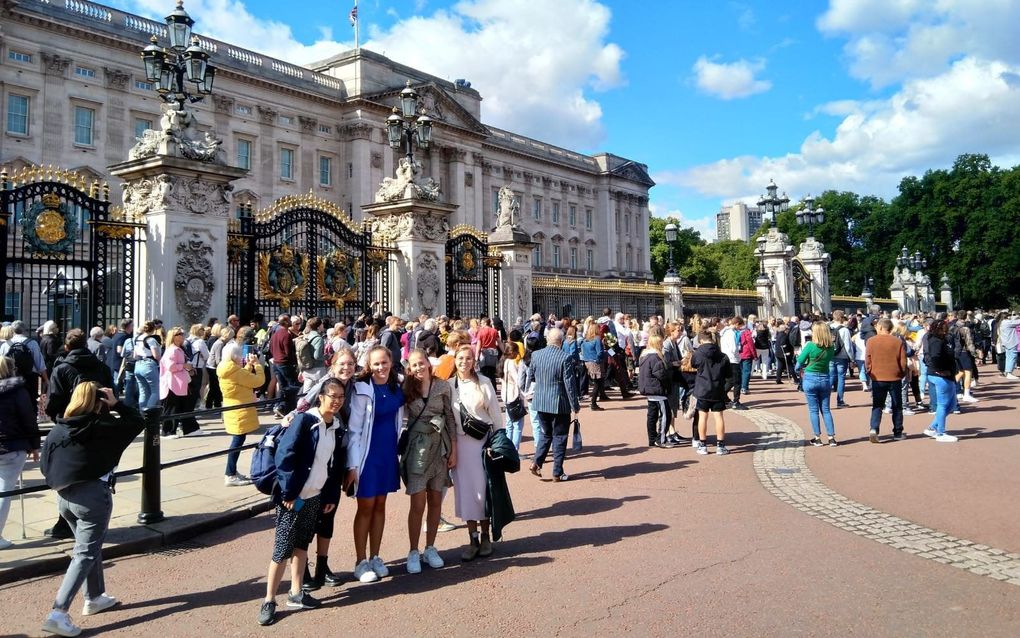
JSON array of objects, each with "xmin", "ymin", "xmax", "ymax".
[
  {"xmin": 517, "ymin": 495, "xmax": 650, "ymax": 521},
  {"xmin": 569, "ymin": 460, "xmax": 693, "ymax": 481}
]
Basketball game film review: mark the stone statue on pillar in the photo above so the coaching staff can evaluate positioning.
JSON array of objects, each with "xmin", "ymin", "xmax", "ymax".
[{"xmin": 495, "ymin": 185, "xmax": 520, "ymax": 231}]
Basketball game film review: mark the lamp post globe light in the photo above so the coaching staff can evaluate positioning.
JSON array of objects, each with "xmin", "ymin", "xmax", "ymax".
[
  {"xmin": 796, "ymin": 194, "xmax": 824, "ymax": 238},
  {"xmin": 757, "ymin": 178, "xmax": 790, "ymax": 227},
  {"xmin": 139, "ymin": 1, "xmax": 216, "ymax": 111},
  {"xmin": 863, "ymin": 276, "xmax": 875, "ymax": 296},
  {"xmin": 387, "ymin": 81, "xmax": 434, "ymax": 163},
  {"xmin": 664, "ymin": 221, "xmax": 678, "ymax": 278}
]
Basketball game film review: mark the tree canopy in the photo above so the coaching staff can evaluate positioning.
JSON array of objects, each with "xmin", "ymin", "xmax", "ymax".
[{"xmin": 649, "ymin": 154, "xmax": 1020, "ymax": 308}]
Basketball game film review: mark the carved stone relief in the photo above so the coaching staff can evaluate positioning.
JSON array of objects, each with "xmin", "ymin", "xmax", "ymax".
[
  {"xmin": 299, "ymin": 116, "xmax": 317, "ymax": 133},
  {"xmin": 129, "ymin": 105, "xmax": 226, "ymax": 164},
  {"xmin": 212, "ymin": 95, "xmax": 235, "ymax": 114},
  {"xmin": 175, "ymin": 231, "xmax": 216, "ymax": 324},
  {"xmin": 41, "ymin": 52, "xmax": 72, "ymax": 76},
  {"xmin": 122, "ymin": 175, "xmax": 172, "ymax": 217},
  {"xmin": 416, "ymin": 251, "xmax": 441, "ymax": 315},
  {"xmin": 166, "ymin": 176, "xmax": 232, "ymax": 217},
  {"xmin": 375, "ymin": 158, "xmax": 440, "ymax": 202},
  {"xmin": 516, "ymin": 276, "xmax": 530, "ymax": 322},
  {"xmin": 257, "ymin": 105, "xmax": 278, "ymax": 125},
  {"xmin": 370, "ymin": 151, "xmax": 383, "ymax": 169},
  {"xmin": 371, "ymin": 212, "xmax": 450, "ymax": 244},
  {"xmin": 103, "ymin": 67, "xmax": 130, "ymax": 90}
]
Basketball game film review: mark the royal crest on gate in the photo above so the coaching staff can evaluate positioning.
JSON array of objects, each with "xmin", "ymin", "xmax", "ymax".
[
  {"xmin": 21, "ymin": 193, "xmax": 76, "ymax": 256},
  {"xmin": 317, "ymin": 249, "xmax": 361, "ymax": 310},
  {"xmin": 258, "ymin": 243, "xmax": 308, "ymax": 309}
]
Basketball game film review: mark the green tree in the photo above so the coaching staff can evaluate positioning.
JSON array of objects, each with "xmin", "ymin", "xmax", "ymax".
[{"xmin": 649, "ymin": 215, "xmax": 704, "ymax": 281}]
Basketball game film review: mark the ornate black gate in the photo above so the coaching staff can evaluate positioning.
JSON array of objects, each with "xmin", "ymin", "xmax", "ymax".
[
  {"xmin": 0, "ymin": 166, "xmax": 143, "ymax": 330},
  {"xmin": 445, "ymin": 225, "xmax": 500, "ymax": 319},
  {"xmin": 792, "ymin": 258, "xmax": 812, "ymax": 316},
  {"xmin": 227, "ymin": 195, "xmax": 389, "ymax": 323}
]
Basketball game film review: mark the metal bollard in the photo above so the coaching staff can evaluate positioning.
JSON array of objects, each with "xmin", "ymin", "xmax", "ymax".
[{"xmin": 137, "ymin": 407, "xmax": 165, "ymax": 524}]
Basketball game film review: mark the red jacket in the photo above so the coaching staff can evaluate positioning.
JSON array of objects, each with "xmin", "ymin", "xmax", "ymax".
[{"xmin": 739, "ymin": 329, "xmax": 756, "ymax": 361}]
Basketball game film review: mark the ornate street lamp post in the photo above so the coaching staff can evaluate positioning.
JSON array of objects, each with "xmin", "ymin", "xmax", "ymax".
[
  {"xmin": 387, "ymin": 81, "xmax": 433, "ymax": 163},
  {"xmin": 757, "ymin": 178, "xmax": 790, "ymax": 227},
  {"xmin": 796, "ymin": 194, "xmax": 824, "ymax": 238},
  {"xmin": 139, "ymin": 1, "xmax": 216, "ymax": 111},
  {"xmin": 664, "ymin": 222, "xmax": 678, "ymax": 278},
  {"xmin": 863, "ymin": 276, "xmax": 875, "ymax": 296}
]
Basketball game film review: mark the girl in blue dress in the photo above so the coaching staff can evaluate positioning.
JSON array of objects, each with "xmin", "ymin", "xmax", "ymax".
[{"xmin": 345, "ymin": 346, "xmax": 405, "ymax": 583}]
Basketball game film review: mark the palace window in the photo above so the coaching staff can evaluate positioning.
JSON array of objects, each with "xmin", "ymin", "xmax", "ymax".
[
  {"xmin": 279, "ymin": 115, "xmax": 294, "ymax": 126},
  {"xmin": 587, "ymin": 249, "xmax": 594, "ymax": 271},
  {"xmin": 280, "ymin": 147, "xmax": 294, "ymax": 180},
  {"xmin": 8, "ymin": 50, "xmax": 32, "ymax": 63},
  {"xmin": 134, "ymin": 118, "xmax": 152, "ymax": 140},
  {"xmin": 553, "ymin": 245, "xmax": 561, "ymax": 268},
  {"xmin": 569, "ymin": 204, "xmax": 577, "ymax": 227},
  {"xmin": 585, "ymin": 207, "xmax": 593, "ymax": 230},
  {"xmin": 236, "ymin": 105, "xmax": 253, "ymax": 116},
  {"xmin": 237, "ymin": 139, "xmax": 252, "ymax": 170},
  {"xmin": 533, "ymin": 244, "xmax": 543, "ymax": 267},
  {"xmin": 319, "ymin": 124, "xmax": 332, "ymax": 134},
  {"xmin": 74, "ymin": 66, "xmax": 96, "ymax": 79},
  {"xmin": 570, "ymin": 247, "xmax": 578, "ymax": 269},
  {"xmin": 319, "ymin": 156, "xmax": 332, "ymax": 186},
  {"xmin": 73, "ymin": 106, "xmax": 94, "ymax": 145},
  {"xmin": 134, "ymin": 80, "xmax": 153, "ymax": 91},
  {"xmin": 533, "ymin": 198, "xmax": 542, "ymax": 220},
  {"xmin": 6, "ymin": 94, "xmax": 29, "ymax": 135},
  {"xmin": 552, "ymin": 201, "xmax": 560, "ymax": 224}
]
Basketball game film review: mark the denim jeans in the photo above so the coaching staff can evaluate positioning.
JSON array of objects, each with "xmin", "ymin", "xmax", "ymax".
[
  {"xmin": 0, "ymin": 451, "xmax": 27, "ymax": 539},
  {"xmin": 505, "ymin": 414, "xmax": 524, "ymax": 450},
  {"xmin": 928, "ymin": 375, "xmax": 957, "ymax": 435},
  {"xmin": 123, "ymin": 371, "xmax": 139, "ymax": 410},
  {"xmin": 856, "ymin": 360, "xmax": 868, "ymax": 388},
  {"xmin": 828, "ymin": 359, "xmax": 848, "ymax": 404},
  {"xmin": 870, "ymin": 379, "xmax": 903, "ymax": 435},
  {"xmin": 802, "ymin": 372, "xmax": 836, "ymax": 437},
  {"xmin": 528, "ymin": 402, "xmax": 545, "ymax": 452},
  {"xmin": 1006, "ymin": 349, "xmax": 1018, "ymax": 375},
  {"xmin": 225, "ymin": 434, "xmax": 247, "ymax": 476},
  {"xmin": 134, "ymin": 359, "xmax": 160, "ymax": 410},
  {"xmin": 918, "ymin": 359, "xmax": 931, "ymax": 398},
  {"xmin": 740, "ymin": 359, "xmax": 752, "ymax": 393},
  {"xmin": 53, "ymin": 481, "xmax": 112, "ymax": 611},
  {"xmin": 533, "ymin": 411, "xmax": 569, "ymax": 478},
  {"xmin": 271, "ymin": 363, "xmax": 298, "ymax": 411}
]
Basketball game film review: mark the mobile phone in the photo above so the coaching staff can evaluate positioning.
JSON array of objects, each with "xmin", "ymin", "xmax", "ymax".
[
  {"xmin": 242, "ymin": 344, "xmax": 251, "ymax": 359},
  {"xmin": 345, "ymin": 482, "xmax": 355, "ymax": 498},
  {"xmin": 292, "ymin": 497, "xmax": 304, "ymax": 512}
]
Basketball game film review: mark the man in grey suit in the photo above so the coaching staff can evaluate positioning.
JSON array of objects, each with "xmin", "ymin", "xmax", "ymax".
[{"xmin": 525, "ymin": 328, "xmax": 580, "ymax": 481}]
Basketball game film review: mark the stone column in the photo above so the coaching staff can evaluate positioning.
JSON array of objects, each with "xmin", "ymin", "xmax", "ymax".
[
  {"xmin": 109, "ymin": 155, "xmax": 246, "ymax": 330},
  {"xmin": 761, "ymin": 226, "xmax": 795, "ymax": 317},
  {"xmin": 797, "ymin": 237, "xmax": 831, "ymax": 314},
  {"xmin": 363, "ymin": 199, "xmax": 457, "ymax": 318},
  {"xmin": 940, "ymin": 274, "xmax": 954, "ymax": 311},
  {"xmin": 489, "ymin": 226, "xmax": 535, "ymax": 324},
  {"xmin": 662, "ymin": 274, "xmax": 685, "ymax": 322},
  {"xmin": 443, "ymin": 146, "xmax": 468, "ymax": 227}
]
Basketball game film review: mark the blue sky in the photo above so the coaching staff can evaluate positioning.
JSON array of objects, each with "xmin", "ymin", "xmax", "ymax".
[{"xmin": 111, "ymin": 1, "xmax": 1020, "ymax": 238}]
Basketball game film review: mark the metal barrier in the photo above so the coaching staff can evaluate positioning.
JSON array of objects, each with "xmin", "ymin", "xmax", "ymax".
[{"xmin": 0, "ymin": 399, "xmax": 276, "ymax": 529}]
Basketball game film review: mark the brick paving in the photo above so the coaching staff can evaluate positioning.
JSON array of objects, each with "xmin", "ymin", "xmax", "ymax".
[{"xmin": 746, "ymin": 407, "xmax": 1020, "ymax": 586}]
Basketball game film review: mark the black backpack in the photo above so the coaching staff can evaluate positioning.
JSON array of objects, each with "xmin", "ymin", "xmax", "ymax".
[
  {"xmin": 7, "ymin": 341, "xmax": 37, "ymax": 380},
  {"xmin": 787, "ymin": 327, "xmax": 802, "ymax": 349},
  {"xmin": 181, "ymin": 338, "xmax": 195, "ymax": 364},
  {"xmin": 831, "ymin": 327, "xmax": 844, "ymax": 357}
]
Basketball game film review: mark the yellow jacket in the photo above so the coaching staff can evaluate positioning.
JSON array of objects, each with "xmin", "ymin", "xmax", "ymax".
[{"xmin": 216, "ymin": 359, "xmax": 264, "ymax": 435}]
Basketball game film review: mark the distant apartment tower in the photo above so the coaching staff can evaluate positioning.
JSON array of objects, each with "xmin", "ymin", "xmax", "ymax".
[{"xmin": 715, "ymin": 202, "xmax": 763, "ymax": 242}]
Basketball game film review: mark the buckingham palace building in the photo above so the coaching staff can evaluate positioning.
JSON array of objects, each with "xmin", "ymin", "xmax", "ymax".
[{"xmin": 1, "ymin": 0, "xmax": 653, "ymax": 300}]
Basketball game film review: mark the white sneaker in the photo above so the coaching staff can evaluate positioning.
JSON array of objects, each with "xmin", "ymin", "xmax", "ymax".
[
  {"xmin": 716, "ymin": 445, "xmax": 730, "ymax": 456},
  {"xmin": 224, "ymin": 474, "xmax": 252, "ymax": 487},
  {"xmin": 82, "ymin": 593, "xmax": 119, "ymax": 616},
  {"xmin": 691, "ymin": 438, "xmax": 700, "ymax": 449},
  {"xmin": 42, "ymin": 610, "xmax": 81, "ymax": 637},
  {"xmin": 695, "ymin": 443, "xmax": 709, "ymax": 455},
  {"xmin": 922, "ymin": 427, "xmax": 938, "ymax": 438},
  {"xmin": 935, "ymin": 433, "xmax": 959, "ymax": 442},
  {"xmin": 185, "ymin": 428, "xmax": 208, "ymax": 436},
  {"xmin": 970, "ymin": 380, "xmax": 978, "ymax": 388},
  {"xmin": 902, "ymin": 408, "xmax": 916, "ymax": 416},
  {"xmin": 962, "ymin": 395, "xmax": 979, "ymax": 403},
  {"xmin": 422, "ymin": 545, "xmax": 444, "ymax": 569},
  {"xmin": 0, "ymin": 537, "xmax": 12, "ymax": 550},
  {"xmin": 406, "ymin": 550, "xmax": 422, "ymax": 574},
  {"xmin": 354, "ymin": 559, "xmax": 378, "ymax": 583},
  {"xmin": 370, "ymin": 555, "xmax": 389, "ymax": 578},
  {"xmin": 1006, "ymin": 374, "xmax": 1019, "ymax": 380}
]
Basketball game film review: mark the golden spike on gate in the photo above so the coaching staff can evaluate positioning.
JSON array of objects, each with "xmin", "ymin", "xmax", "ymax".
[{"xmin": 102, "ymin": 182, "xmax": 109, "ymax": 201}]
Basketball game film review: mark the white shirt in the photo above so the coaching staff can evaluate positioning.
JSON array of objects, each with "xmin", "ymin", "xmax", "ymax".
[
  {"xmin": 614, "ymin": 321, "xmax": 633, "ymax": 353},
  {"xmin": 299, "ymin": 408, "xmax": 339, "ymax": 500}
]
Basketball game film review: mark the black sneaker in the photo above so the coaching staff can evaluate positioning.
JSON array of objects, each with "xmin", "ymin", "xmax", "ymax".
[
  {"xmin": 258, "ymin": 601, "xmax": 277, "ymax": 626},
  {"xmin": 808, "ymin": 437, "xmax": 824, "ymax": 447},
  {"xmin": 836, "ymin": 402, "xmax": 849, "ymax": 409},
  {"xmin": 323, "ymin": 568, "xmax": 345, "ymax": 587},
  {"xmin": 667, "ymin": 433, "xmax": 687, "ymax": 445},
  {"xmin": 828, "ymin": 437, "xmax": 838, "ymax": 447},
  {"xmin": 732, "ymin": 403, "xmax": 749, "ymax": 411},
  {"xmin": 650, "ymin": 440, "xmax": 676, "ymax": 449},
  {"xmin": 286, "ymin": 590, "xmax": 321, "ymax": 609},
  {"xmin": 892, "ymin": 433, "xmax": 906, "ymax": 441}
]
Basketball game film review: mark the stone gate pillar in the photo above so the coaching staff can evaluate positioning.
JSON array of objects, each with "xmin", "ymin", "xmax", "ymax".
[
  {"xmin": 662, "ymin": 274, "xmax": 684, "ymax": 322},
  {"xmin": 109, "ymin": 107, "xmax": 245, "ymax": 330},
  {"xmin": 761, "ymin": 226, "xmax": 795, "ymax": 317},
  {"xmin": 489, "ymin": 225, "xmax": 535, "ymax": 324},
  {"xmin": 363, "ymin": 199, "xmax": 457, "ymax": 319},
  {"xmin": 940, "ymin": 273, "xmax": 954, "ymax": 311},
  {"xmin": 798, "ymin": 237, "xmax": 831, "ymax": 314},
  {"xmin": 889, "ymin": 268, "xmax": 907, "ymax": 312}
]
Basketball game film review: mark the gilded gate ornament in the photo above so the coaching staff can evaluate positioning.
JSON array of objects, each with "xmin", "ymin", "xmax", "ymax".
[
  {"xmin": 258, "ymin": 244, "xmax": 308, "ymax": 310},
  {"xmin": 317, "ymin": 250, "xmax": 361, "ymax": 310},
  {"xmin": 21, "ymin": 193, "xmax": 76, "ymax": 256},
  {"xmin": 460, "ymin": 248, "xmax": 476, "ymax": 276}
]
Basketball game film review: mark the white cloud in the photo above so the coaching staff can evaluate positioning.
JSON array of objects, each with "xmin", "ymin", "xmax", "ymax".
[
  {"xmin": 692, "ymin": 56, "xmax": 772, "ymax": 100},
  {"xmin": 659, "ymin": 57, "xmax": 1020, "ymax": 200},
  {"xmin": 110, "ymin": 0, "xmax": 625, "ymax": 150},
  {"xmin": 818, "ymin": 0, "xmax": 1020, "ymax": 88},
  {"xmin": 649, "ymin": 202, "xmax": 716, "ymax": 241}
]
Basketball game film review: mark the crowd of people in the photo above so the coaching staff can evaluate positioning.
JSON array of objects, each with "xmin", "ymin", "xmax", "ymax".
[{"xmin": 0, "ymin": 303, "xmax": 1015, "ymax": 634}]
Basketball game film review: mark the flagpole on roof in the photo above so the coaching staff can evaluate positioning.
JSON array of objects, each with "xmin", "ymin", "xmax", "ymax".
[{"xmin": 350, "ymin": 0, "xmax": 359, "ymax": 52}]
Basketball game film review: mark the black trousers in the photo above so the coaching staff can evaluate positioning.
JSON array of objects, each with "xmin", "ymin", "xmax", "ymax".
[
  {"xmin": 646, "ymin": 399, "xmax": 670, "ymax": 445},
  {"xmin": 162, "ymin": 392, "xmax": 199, "ymax": 436},
  {"xmin": 726, "ymin": 361, "xmax": 742, "ymax": 403}
]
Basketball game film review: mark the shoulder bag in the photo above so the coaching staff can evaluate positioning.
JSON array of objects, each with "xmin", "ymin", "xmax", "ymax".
[{"xmin": 454, "ymin": 377, "xmax": 492, "ymax": 440}]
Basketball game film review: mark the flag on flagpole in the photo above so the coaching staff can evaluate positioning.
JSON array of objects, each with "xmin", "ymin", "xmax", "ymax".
[{"xmin": 349, "ymin": 2, "xmax": 358, "ymax": 26}]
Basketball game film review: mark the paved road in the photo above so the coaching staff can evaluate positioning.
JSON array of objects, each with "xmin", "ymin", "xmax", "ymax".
[{"xmin": 2, "ymin": 366, "xmax": 1018, "ymax": 637}]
